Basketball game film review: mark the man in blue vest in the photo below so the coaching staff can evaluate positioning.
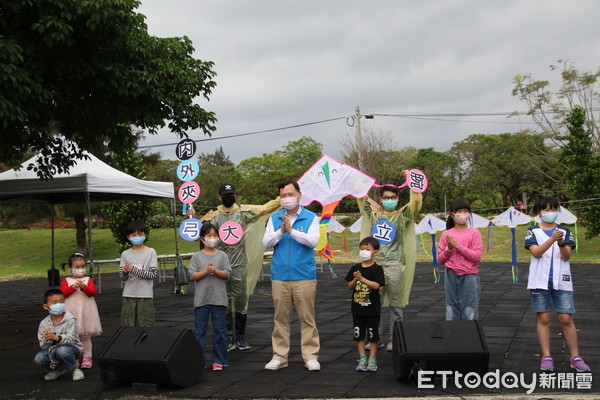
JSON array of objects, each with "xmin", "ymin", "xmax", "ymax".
[{"xmin": 262, "ymin": 180, "xmax": 321, "ymax": 371}]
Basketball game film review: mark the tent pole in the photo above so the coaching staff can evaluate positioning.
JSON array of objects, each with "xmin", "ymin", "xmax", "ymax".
[
  {"xmin": 85, "ymin": 192, "xmax": 97, "ymax": 290},
  {"xmin": 172, "ymin": 198, "xmax": 180, "ymax": 257},
  {"xmin": 50, "ymin": 204, "xmax": 56, "ymax": 288}
]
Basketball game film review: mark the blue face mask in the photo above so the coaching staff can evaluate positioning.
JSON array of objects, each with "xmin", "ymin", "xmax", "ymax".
[
  {"xmin": 541, "ymin": 212, "xmax": 559, "ymax": 223},
  {"xmin": 382, "ymin": 199, "xmax": 398, "ymax": 211},
  {"xmin": 48, "ymin": 303, "xmax": 65, "ymax": 315},
  {"xmin": 130, "ymin": 236, "xmax": 146, "ymax": 246}
]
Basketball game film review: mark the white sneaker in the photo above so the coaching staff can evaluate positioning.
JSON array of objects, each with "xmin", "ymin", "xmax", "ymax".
[
  {"xmin": 265, "ymin": 359, "xmax": 288, "ymax": 370},
  {"xmin": 305, "ymin": 359, "xmax": 321, "ymax": 371},
  {"xmin": 72, "ymin": 368, "xmax": 85, "ymax": 381},
  {"xmin": 386, "ymin": 342, "xmax": 393, "ymax": 352}
]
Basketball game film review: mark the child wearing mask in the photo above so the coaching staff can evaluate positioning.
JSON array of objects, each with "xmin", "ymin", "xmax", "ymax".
[
  {"xmin": 437, "ymin": 199, "xmax": 483, "ymax": 320},
  {"xmin": 119, "ymin": 221, "xmax": 158, "ymax": 327},
  {"xmin": 60, "ymin": 253, "xmax": 102, "ymax": 368},
  {"xmin": 526, "ymin": 196, "xmax": 590, "ymax": 373},
  {"xmin": 345, "ymin": 236, "xmax": 385, "ymax": 372},
  {"xmin": 189, "ymin": 223, "xmax": 232, "ymax": 371},
  {"xmin": 34, "ymin": 289, "xmax": 85, "ymax": 381}
]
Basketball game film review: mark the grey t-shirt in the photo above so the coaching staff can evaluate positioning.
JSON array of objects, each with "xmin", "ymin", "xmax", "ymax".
[
  {"xmin": 119, "ymin": 247, "xmax": 158, "ymax": 298},
  {"xmin": 189, "ymin": 250, "xmax": 231, "ymax": 308}
]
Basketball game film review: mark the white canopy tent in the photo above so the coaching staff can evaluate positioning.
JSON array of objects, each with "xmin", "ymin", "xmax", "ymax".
[{"xmin": 0, "ymin": 153, "xmax": 176, "ymax": 287}]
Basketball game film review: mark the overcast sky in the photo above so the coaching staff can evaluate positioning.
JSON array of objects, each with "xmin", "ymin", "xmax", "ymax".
[{"xmin": 136, "ymin": 0, "xmax": 600, "ymax": 164}]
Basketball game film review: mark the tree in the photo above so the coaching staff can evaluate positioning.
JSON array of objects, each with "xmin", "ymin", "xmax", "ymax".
[
  {"xmin": 100, "ymin": 137, "xmax": 154, "ymax": 251},
  {"xmin": 340, "ymin": 128, "xmax": 418, "ymax": 186},
  {"xmin": 512, "ymin": 59, "xmax": 599, "ymax": 151},
  {"xmin": 237, "ymin": 137, "xmax": 322, "ymax": 204},
  {"xmin": 559, "ymin": 106, "xmax": 600, "ymax": 238},
  {"xmin": 0, "ymin": 0, "xmax": 217, "ymax": 178},
  {"xmin": 411, "ymin": 148, "xmax": 458, "ymax": 213},
  {"xmin": 450, "ymin": 132, "xmax": 561, "ymax": 208}
]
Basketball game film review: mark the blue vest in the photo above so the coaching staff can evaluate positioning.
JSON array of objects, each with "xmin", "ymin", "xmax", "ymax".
[{"xmin": 270, "ymin": 207, "xmax": 317, "ymax": 281}]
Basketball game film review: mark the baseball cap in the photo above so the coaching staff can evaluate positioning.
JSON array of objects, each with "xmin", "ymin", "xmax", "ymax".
[{"xmin": 219, "ymin": 183, "xmax": 236, "ymax": 195}]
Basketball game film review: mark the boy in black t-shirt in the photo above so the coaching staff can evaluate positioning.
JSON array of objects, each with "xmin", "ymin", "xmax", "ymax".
[{"xmin": 345, "ymin": 236, "xmax": 385, "ymax": 372}]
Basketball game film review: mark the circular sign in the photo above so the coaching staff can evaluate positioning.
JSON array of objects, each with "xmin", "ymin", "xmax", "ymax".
[
  {"xmin": 178, "ymin": 181, "xmax": 200, "ymax": 204},
  {"xmin": 176, "ymin": 160, "xmax": 200, "ymax": 182},
  {"xmin": 176, "ymin": 138, "xmax": 197, "ymax": 161},
  {"xmin": 371, "ymin": 220, "xmax": 396, "ymax": 245},
  {"xmin": 406, "ymin": 169, "xmax": 428, "ymax": 193},
  {"xmin": 179, "ymin": 218, "xmax": 202, "ymax": 241},
  {"xmin": 218, "ymin": 221, "xmax": 244, "ymax": 245}
]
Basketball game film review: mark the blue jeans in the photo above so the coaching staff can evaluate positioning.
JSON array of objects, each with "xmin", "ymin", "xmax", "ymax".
[
  {"xmin": 530, "ymin": 284, "xmax": 575, "ymax": 313},
  {"xmin": 34, "ymin": 345, "xmax": 80, "ymax": 372},
  {"xmin": 194, "ymin": 305, "xmax": 228, "ymax": 366},
  {"xmin": 444, "ymin": 268, "xmax": 480, "ymax": 320}
]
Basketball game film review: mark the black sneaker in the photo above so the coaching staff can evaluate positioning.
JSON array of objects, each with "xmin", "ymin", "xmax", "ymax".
[
  {"xmin": 227, "ymin": 336, "xmax": 236, "ymax": 351},
  {"xmin": 235, "ymin": 335, "xmax": 251, "ymax": 350}
]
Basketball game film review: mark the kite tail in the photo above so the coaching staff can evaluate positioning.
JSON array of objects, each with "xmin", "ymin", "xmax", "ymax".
[
  {"xmin": 431, "ymin": 233, "xmax": 440, "ymax": 284},
  {"xmin": 316, "ymin": 201, "xmax": 340, "ymax": 255},
  {"xmin": 318, "ymin": 243, "xmax": 335, "ymax": 261},
  {"xmin": 327, "ymin": 258, "xmax": 337, "ymax": 279},
  {"xmin": 511, "ymin": 227, "xmax": 518, "ymax": 283}
]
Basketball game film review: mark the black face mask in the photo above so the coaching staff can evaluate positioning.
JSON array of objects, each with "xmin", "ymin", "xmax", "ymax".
[{"xmin": 221, "ymin": 195, "xmax": 235, "ymax": 208}]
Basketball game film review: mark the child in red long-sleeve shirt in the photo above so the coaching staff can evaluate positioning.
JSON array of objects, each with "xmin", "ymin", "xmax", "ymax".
[{"xmin": 60, "ymin": 253, "xmax": 102, "ymax": 369}]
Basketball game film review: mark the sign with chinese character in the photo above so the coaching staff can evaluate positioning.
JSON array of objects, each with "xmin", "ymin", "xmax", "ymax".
[
  {"xmin": 176, "ymin": 160, "xmax": 200, "ymax": 182},
  {"xmin": 178, "ymin": 181, "xmax": 200, "ymax": 204},
  {"xmin": 371, "ymin": 220, "xmax": 396, "ymax": 245},
  {"xmin": 218, "ymin": 221, "xmax": 244, "ymax": 245},
  {"xmin": 179, "ymin": 218, "xmax": 202, "ymax": 241},
  {"xmin": 406, "ymin": 169, "xmax": 427, "ymax": 193},
  {"xmin": 176, "ymin": 138, "xmax": 197, "ymax": 161}
]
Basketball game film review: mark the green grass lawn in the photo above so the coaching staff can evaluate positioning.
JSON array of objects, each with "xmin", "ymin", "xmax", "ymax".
[
  {"xmin": 322, "ymin": 224, "xmax": 599, "ymax": 265},
  {"xmin": 0, "ymin": 225, "xmax": 598, "ymax": 281}
]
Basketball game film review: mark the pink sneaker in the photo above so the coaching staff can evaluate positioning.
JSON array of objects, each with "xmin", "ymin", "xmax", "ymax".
[
  {"xmin": 570, "ymin": 356, "xmax": 591, "ymax": 372},
  {"xmin": 540, "ymin": 356, "xmax": 554, "ymax": 372},
  {"xmin": 212, "ymin": 363, "xmax": 223, "ymax": 371},
  {"xmin": 80, "ymin": 358, "xmax": 92, "ymax": 369}
]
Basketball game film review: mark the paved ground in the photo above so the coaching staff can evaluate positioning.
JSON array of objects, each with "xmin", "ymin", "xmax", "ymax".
[{"xmin": 0, "ymin": 261, "xmax": 598, "ymax": 400}]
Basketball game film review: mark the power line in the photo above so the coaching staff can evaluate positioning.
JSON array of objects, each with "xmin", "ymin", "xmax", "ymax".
[
  {"xmin": 138, "ymin": 116, "xmax": 346, "ymax": 149},
  {"xmin": 137, "ymin": 107, "xmax": 599, "ymax": 150}
]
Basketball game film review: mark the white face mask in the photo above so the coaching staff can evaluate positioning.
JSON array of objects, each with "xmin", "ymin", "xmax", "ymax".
[
  {"xmin": 453, "ymin": 212, "xmax": 470, "ymax": 225},
  {"xmin": 359, "ymin": 250, "xmax": 373, "ymax": 261},
  {"xmin": 203, "ymin": 238, "xmax": 220, "ymax": 248},
  {"xmin": 72, "ymin": 269, "xmax": 85, "ymax": 277},
  {"xmin": 280, "ymin": 196, "xmax": 299, "ymax": 210}
]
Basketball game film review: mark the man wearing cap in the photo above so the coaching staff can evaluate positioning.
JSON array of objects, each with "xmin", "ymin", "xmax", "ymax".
[{"xmin": 205, "ymin": 183, "xmax": 280, "ymax": 351}]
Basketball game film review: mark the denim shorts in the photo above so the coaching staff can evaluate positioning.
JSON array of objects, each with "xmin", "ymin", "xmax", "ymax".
[{"xmin": 530, "ymin": 285, "xmax": 575, "ymax": 314}]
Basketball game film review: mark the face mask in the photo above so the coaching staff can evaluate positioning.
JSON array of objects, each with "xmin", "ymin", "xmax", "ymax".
[
  {"xmin": 453, "ymin": 213, "xmax": 470, "ymax": 225},
  {"xmin": 382, "ymin": 199, "xmax": 398, "ymax": 211},
  {"xmin": 541, "ymin": 211, "xmax": 559, "ymax": 223},
  {"xmin": 280, "ymin": 196, "xmax": 299, "ymax": 210},
  {"xmin": 48, "ymin": 303, "xmax": 65, "ymax": 315},
  {"xmin": 203, "ymin": 238, "xmax": 220, "ymax": 248},
  {"xmin": 130, "ymin": 236, "xmax": 146, "ymax": 246},
  {"xmin": 72, "ymin": 269, "xmax": 85, "ymax": 277},
  {"xmin": 359, "ymin": 250, "xmax": 373, "ymax": 261},
  {"xmin": 221, "ymin": 195, "xmax": 235, "ymax": 208}
]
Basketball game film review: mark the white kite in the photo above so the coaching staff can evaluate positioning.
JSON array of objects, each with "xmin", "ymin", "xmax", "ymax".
[{"xmin": 492, "ymin": 207, "xmax": 532, "ymax": 283}]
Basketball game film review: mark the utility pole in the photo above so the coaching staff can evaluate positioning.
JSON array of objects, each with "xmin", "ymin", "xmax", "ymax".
[{"xmin": 355, "ymin": 105, "xmax": 364, "ymax": 171}]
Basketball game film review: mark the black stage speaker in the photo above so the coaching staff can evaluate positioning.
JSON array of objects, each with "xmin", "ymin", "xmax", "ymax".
[
  {"xmin": 392, "ymin": 320, "xmax": 489, "ymax": 380},
  {"xmin": 99, "ymin": 327, "xmax": 204, "ymax": 387}
]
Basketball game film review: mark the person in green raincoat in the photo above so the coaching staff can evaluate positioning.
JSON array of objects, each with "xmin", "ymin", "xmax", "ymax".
[
  {"xmin": 203, "ymin": 183, "xmax": 281, "ymax": 351},
  {"xmin": 357, "ymin": 174, "xmax": 422, "ymax": 351}
]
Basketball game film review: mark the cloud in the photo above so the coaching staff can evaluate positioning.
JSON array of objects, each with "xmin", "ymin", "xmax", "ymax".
[{"xmin": 137, "ymin": 0, "xmax": 600, "ymax": 164}]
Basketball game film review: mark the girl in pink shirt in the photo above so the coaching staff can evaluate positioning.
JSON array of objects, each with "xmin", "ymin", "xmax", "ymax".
[{"xmin": 438, "ymin": 199, "xmax": 483, "ymax": 320}]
